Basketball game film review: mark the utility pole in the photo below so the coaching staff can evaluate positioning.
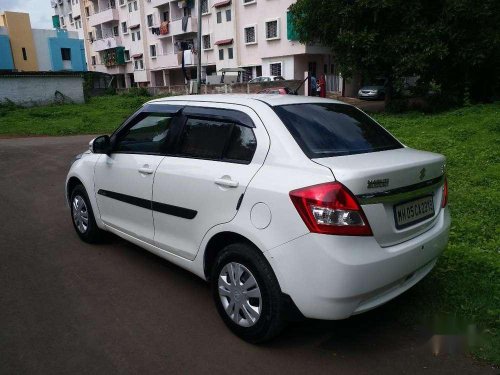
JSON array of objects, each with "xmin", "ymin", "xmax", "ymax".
[{"xmin": 196, "ymin": 0, "xmax": 202, "ymax": 94}]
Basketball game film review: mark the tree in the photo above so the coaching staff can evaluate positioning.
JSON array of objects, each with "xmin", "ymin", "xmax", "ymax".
[{"xmin": 290, "ymin": 0, "xmax": 500, "ymax": 104}]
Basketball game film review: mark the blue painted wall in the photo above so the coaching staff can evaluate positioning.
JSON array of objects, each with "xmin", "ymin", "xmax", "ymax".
[
  {"xmin": 0, "ymin": 34, "xmax": 14, "ymax": 70},
  {"xmin": 49, "ymin": 29, "xmax": 87, "ymax": 71}
]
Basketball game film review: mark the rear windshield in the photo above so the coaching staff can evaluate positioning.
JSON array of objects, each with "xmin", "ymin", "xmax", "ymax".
[{"xmin": 274, "ymin": 103, "xmax": 403, "ymax": 158}]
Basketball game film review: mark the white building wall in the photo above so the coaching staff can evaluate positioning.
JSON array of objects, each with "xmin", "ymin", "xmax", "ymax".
[
  {"xmin": 261, "ymin": 55, "xmax": 294, "ymax": 80},
  {"xmin": 32, "ymin": 29, "xmax": 53, "ymax": 71}
]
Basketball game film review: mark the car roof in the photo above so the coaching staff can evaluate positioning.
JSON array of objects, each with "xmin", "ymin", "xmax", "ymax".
[{"xmin": 147, "ymin": 94, "xmax": 347, "ymax": 108}]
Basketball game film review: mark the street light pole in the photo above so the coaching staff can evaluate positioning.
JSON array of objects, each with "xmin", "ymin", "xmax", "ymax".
[{"xmin": 196, "ymin": 0, "xmax": 202, "ymax": 94}]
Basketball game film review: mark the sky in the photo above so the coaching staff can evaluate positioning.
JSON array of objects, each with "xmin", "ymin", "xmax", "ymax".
[{"xmin": 0, "ymin": 0, "xmax": 53, "ymax": 28}]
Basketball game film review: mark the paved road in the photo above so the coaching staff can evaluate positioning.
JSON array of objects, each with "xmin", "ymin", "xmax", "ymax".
[{"xmin": 0, "ymin": 136, "xmax": 496, "ymax": 375}]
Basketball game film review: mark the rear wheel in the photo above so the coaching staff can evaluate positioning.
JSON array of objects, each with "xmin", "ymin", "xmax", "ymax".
[
  {"xmin": 211, "ymin": 243, "xmax": 286, "ymax": 343},
  {"xmin": 70, "ymin": 184, "xmax": 103, "ymax": 243}
]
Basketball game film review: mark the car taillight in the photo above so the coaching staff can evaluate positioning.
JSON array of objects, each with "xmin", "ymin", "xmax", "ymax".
[
  {"xmin": 289, "ymin": 182, "xmax": 373, "ymax": 236},
  {"xmin": 441, "ymin": 177, "xmax": 448, "ymax": 208}
]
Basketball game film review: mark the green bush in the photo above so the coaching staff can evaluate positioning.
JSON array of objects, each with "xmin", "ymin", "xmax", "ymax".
[{"xmin": 121, "ymin": 87, "xmax": 151, "ymax": 97}]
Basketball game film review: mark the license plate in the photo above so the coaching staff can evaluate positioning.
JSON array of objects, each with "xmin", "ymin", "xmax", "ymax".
[{"xmin": 394, "ymin": 196, "xmax": 435, "ymax": 229}]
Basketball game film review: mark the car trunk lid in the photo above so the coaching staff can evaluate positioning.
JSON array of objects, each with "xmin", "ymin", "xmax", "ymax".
[{"xmin": 313, "ymin": 147, "xmax": 446, "ymax": 247}]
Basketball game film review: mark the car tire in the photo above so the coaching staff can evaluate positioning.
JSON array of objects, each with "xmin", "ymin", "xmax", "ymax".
[
  {"xmin": 70, "ymin": 184, "xmax": 103, "ymax": 243},
  {"xmin": 211, "ymin": 242, "xmax": 286, "ymax": 343}
]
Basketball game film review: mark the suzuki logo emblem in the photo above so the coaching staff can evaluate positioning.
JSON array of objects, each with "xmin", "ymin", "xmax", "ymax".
[{"xmin": 419, "ymin": 168, "xmax": 426, "ymax": 180}]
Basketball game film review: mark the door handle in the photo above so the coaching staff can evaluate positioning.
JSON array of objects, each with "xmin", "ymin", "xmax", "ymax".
[
  {"xmin": 215, "ymin": 178, "xmax": 239, "ymax": 188},
  {"xmin": 138, "ymin": 166, "xmax": 154, "ymax": 175}
]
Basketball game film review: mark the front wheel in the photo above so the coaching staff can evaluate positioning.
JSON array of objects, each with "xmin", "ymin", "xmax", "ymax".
[
  {"xmin": 70, "ymin": 184, "xmax": 103, "ymax": 243},
  {"xmin": 211, "ymin": 243, "xmax": 286, "ymax": 343}
]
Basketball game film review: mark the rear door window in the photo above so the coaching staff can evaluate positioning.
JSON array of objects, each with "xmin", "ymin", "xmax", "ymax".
[
  {"xmin": 274, "ymin": 103, "xmax": 403, "ymax": 158},
  {"xmin": 177, "ymin": 114, "xmax": 257, "ymax": 163},
  {"xmin": 179, "ymin": 118, "xmax": 231, "ymax": 159},
  {"xmin": 224, "ymin": 125, "xmax": 257, "ymax": 163}
]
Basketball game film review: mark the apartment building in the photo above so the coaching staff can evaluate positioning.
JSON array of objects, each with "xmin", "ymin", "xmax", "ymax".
[
  {"xmin": 52, "ymin": 0, "xmax": 333, "ymax": 87},
  {"xmin": 0, "ymin": 11, "xmax": 86, "ymax": 72}
]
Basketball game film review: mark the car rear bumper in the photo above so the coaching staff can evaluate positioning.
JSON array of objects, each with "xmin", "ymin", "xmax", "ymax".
[
  {"xmin": 264, "ymin": 208, "xmax": 450, "ymax": 320},
  {"xmin": 358, "ymin": 93, "xmax": 381, "ymax": 100}
]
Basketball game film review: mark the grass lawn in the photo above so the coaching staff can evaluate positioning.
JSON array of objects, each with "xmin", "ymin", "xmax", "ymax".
[
  {"xmin": 1, "ymin": 96, "xmax": 499, "ymax": 363},
  {"xmin": 375, "ymin": 104, "xmax": 500, "ymax": 364},
  {"xmin": 0, "ymin": 95, "xmax": 151, "ymax": 137}
]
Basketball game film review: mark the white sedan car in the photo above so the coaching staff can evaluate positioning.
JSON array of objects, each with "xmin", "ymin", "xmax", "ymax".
[{"xmin": 66, "ymin": 95, "xmax": 450, "ymax": 342}]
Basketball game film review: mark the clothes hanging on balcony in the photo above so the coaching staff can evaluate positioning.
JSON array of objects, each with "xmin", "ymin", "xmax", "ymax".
[
  {"xmin": 151, "ymin": 27, "xmax": 160, "ymax": 35},
  {"xmin": 183, "ymin": 50, "xmax": 192, "ymax": 65},
  {"xmin": 159, "ymin": 21, "xmax": 169, "ymax": 35},
  {"xmin": 182, "ymin": 16, "xmax": 189, "ymax": 32},
  {"xmin": 181, "ymin": 50, "xmax": 190, "ymax": 82}
]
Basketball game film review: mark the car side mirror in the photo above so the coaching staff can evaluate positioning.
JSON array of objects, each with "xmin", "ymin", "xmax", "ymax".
[{"xmin": 90, "ymin": 135, "xmax": 111, "ymax": 154}]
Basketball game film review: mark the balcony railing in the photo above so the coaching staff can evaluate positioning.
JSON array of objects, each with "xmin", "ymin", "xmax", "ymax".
[
  {"xmin": 151, "ymin": 0, "xmax": 171, "ymax": 8},
  {"xmin": 169, "ymin": 17, "xmax": 198, "ymax": 36},
  {"xmin": 150, "ymin": 53, "xmax": 179, "ymax": 70},
  {"xmin": 92, "ymin": 36, "xmax": 122, "ymax": 52},
  {"xmin": 89, "ymin": 6, "xmax": 119, "ymax": 27}
]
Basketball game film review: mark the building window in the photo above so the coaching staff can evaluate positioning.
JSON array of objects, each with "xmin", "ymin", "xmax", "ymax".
[
  {"xmin": 124, "ymin": 50, "xmax": 130, "ymax": 61},
  {"xmin": 270, "ymin": 62, "xmax": 282, "ymax": 76},
  {"xmin": 147, "ymin": 14, "xmax": 153, "ymax": 27},
  {"xmin": 225, "ymin": 9, "xmax": 231, "ymax": 22},
  {"xmin": 216, "ymin": 11, "xmax": 222, "ymax": 23},
  {"xmin": 137, "ymin": 30, "xmax": 141, "ymax": 40},
  {"xmin": 150, "ymin": 45, "xmax": 157, "ymax": 57},
  {"xmin": 91, "ymin": 56, "xmax": 96, "ymax": 65},
  {"xmin": 134, "ymin": 59, "xmax": 144, "ymax": 70},
  {"xmin": 119, "ymin": 0, "xmax": 125, "ymax": 5},
  {"xmin": 113, "ymin": 26, "xmax": 119, "ymax": 36},
  {"xmin": 132, "ymin": 30, "xmax": 141, "ymax": 41},
  {"xmin": 162, "ymin": 11, "xmax": 169, "ymax": 22},
  {"xmin": 201, "ymin": 0, "xmax": 209, "ymax": 14},
  {"xmin": 121, "ymin": 21, "xmax": 127, "ymax": 34},
  {"xmin": 132, "ymin": 32, "xmax": 135, "ymax": 41},
  {"xmin": 88, "ymin": 31, "xmax": 94, "ymax": 41},
  {"xmin": 60, "ymin": 16, "xmax": 65, "ymax": 26},
  {"xmin": 244, "ymin": 25, "xmax": 256, "ymax": 44},
  {"xmin": 265, "ymin": 19, "xmax": 279, "ymax": 40},
  {"xmin": 69, "ymin": 13, "xmax": 73, "ymax": 23},
  {"xmin": 128, "ymin": 1, "xmax": 137, "ymax": 12},
  {"xmin": 202, "ymin": 34, "xmax": 211, "ymax": 50},
  {"xmin": 219, "ymin": 49, "xmax": 224, "ymax": 60},
  {"xmin": 243, "ymin": 0, "xmax": 256, "ymax": 4},
  {"xmin": 22, "ymin": 48, "xmax": 27, "ymax": 61},
  {"xmin": 228, "ymin": 47, "xmax": 233, "ymax": 59},
  {"xmin": 85, "ymin": 6, "xmax": 90, "ymax": 17},
  {"xmin": 61, "ymin": 48, "xmax": 71, "ymax": 61}
]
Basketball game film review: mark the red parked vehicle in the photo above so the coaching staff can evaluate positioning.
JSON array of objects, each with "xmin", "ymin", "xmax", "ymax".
[{"xmin": 258, "ymin": 87, "xmax": 295, "ymax": 95}]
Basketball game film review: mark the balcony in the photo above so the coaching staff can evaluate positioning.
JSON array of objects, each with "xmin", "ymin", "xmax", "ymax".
[
  {"xmin": 134, "ymin": 69, "xmax": 149, "ymax": 83},
  {"xmin": 170, "ymin": 17, "xmax": 198, "ymax": 36},
  {"xmin": 92, "ymin": 36, "xmax": 122, "ymax": 52},
  {"xmin": 94, "ymin": 64, "xmax": 126, "ymax": 75},
  {"xmin": 150, "ymin": 53, "xmax": 179, "ymax": 70},
  {"xmin": 89, "ymin": 7, "xmax": 119, "ymax": 27},
  {"xmin": 151, "ymin": 0, "xmax": 171, "ymax": 7},
  {"xmin": 72, "ymin": 3, "xmax": 81, "ymax": 18}
]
